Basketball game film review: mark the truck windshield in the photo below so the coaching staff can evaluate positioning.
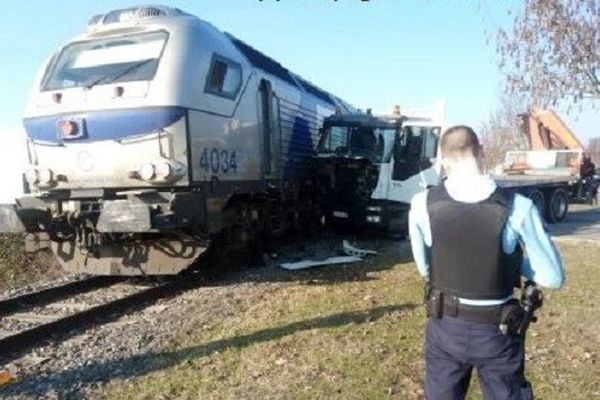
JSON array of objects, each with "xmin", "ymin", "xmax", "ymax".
[
  {"xmin": 318, "ymin": 125, "xmax": 396, "ymax": 163},
  {"xmin": 42, "ymin": 31, "xmax": 168, "ymax": 91}
]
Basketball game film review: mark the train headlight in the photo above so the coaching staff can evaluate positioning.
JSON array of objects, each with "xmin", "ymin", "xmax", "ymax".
[
  {"xmin": 135, "ymin": 160, "xmax": 184, "ymax": 183},
  {"xmin": 25, "ymin": 169, "xmax": 39, "ymax": 185},
  {"xmin": 155, "ymin": 161, "xmax": 172, "ymax": 180},
  {"xmin": 139, "ymin": 163, "xmax": 156, "ymax": 181},
  {"xmin": 38, "ymin": 169, "xmax": 54, "ymax": 186}
]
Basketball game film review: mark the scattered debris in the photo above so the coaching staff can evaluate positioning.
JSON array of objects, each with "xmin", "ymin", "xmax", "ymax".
[
  {"xmin": 279, "ymin": 256, "xmax": 362, "ymax": 271},
  {"xmin": 278, "ymin": 240, "xmax": 377, "ymax": 270},
  {"xmin": 342, "ymin": 240, "xmax": 378, "ymax": 257}
]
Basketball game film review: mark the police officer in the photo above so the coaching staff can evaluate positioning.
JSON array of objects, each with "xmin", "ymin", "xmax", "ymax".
[{"xmin": 408, "ymin": 126, "xmax": 564, "ymax": 400}]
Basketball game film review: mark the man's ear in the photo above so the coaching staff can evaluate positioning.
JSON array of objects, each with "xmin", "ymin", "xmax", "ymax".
[
  {"xmin": 477, "ymin": 153, "xmax": 486, "ymax": 172},
  {"xmin": 441, "ymin": 157, "xmax": 451, "ymax": 173}
]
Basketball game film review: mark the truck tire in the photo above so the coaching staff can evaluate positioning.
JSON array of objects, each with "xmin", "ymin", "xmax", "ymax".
[
  {"xmin": 527, "ymin": 189, "xmax": 545, "ymax": 216},
  {"xmin": 546, "ymin": 188, "xmax": 569, "ymax": 223}
]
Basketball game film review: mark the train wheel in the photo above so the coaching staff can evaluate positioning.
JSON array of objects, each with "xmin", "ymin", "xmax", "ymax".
[
  {"xmin": 527, "ymin": 189, "xmax": 546, "ymax": 216},
  {"xmin": 546, "ymin": 188, "xmax": 569, "ymax": 223}
]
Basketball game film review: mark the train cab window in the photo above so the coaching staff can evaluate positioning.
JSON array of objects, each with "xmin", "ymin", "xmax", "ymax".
[
  {"xmin": 42, "ymin": 31, "xmax": 168, "ymax": 91},
  {"xmin": 205, "ymin": 55, "xmax": 242, "ymax": 99}
]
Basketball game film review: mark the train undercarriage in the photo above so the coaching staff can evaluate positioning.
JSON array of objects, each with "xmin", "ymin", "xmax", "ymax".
[{"xmin": 0, "ymin": 183, "xmax": 319, "ymax": 275}]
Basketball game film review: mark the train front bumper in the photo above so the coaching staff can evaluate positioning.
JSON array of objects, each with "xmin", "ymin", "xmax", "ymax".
[
  {"xmin": 0, "ymin": 198, "xmax": 154, "ymax": 235},
  {"xmin": 0, "ymin": 193, "xmax": 218, "ymax": 275}
]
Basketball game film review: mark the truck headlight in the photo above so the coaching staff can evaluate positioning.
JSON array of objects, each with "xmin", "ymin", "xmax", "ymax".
[
  {"xmin": 139, "ymin": 163, "xmax": 156, "ymax": 181},
  {"xmin": 366, "ymin": 215, "xmax": 382, "ymax": 224}
]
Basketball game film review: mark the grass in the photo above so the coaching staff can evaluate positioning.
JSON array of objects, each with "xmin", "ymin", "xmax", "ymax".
[
  {"xmin": 0, "ymin": 234, "xmax": 63, "ymax": 291},
  {"xmin": 88, "ymin": 240, "xmax": 599, "ymax": 399}
]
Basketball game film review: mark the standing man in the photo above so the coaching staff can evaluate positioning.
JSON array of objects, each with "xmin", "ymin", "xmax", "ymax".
[
  {"xmin": 409, "ymin": 126, "xmax": 564, "ymax": 400},
  {"xmin": 580, "ymin": 152, "xmax": 596, "ymax": 179},
  {"xmin": 579, "ymin": 153, "xmax": 597, "ymax": 204}
]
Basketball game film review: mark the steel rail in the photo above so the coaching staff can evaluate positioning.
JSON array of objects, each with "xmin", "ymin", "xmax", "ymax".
[
  {"xmin": 0, "ymin": 273, "xmax": 201, "ymax": 363},
  {"xmin": 0, "ymin": 276, "xmax": 121, "ymax": 318}
]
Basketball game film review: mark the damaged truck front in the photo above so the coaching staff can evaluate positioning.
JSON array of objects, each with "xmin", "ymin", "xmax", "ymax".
[{"xmin": 316, "ymin": 110, "xmax": 441, "ymax": 238}]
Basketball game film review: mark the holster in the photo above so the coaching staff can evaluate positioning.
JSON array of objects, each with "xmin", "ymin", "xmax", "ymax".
[
  {"xmin": 499, "ymin": 299, "xmax": 524, "ymax": 335},
  {"xmin": 499, "ymin": 283, "xmax": 543, "ymax": 336}
]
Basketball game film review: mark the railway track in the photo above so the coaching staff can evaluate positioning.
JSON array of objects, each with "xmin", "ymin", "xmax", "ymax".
[
  {"xmin": 0, "ymin": 273, "xmax": 202, "ymax": 363},
  {"xmin": 0, "ymin": 276, "xmax": 121, "ymax": 318}
]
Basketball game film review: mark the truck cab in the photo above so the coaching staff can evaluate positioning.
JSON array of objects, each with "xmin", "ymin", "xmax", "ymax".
[{"xmin": 316, "ymin": 107, "xmax": 443, "ymax": 237}]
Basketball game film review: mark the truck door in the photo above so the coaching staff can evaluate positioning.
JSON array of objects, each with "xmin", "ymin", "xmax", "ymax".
[
  {"xmin": 392, "ymin": 126, "xmax": 422, "ymax": 181},
  {"xmin": 387, "ymin": 126, "xmax": 440, "ymax": 203},
  {"xmin": 420, "ymin": 127, "xmax": 439, "ymax": 171}
]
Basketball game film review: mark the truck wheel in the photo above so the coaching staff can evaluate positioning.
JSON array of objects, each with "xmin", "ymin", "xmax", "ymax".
[
  {"xmin": 527, "ymin": 189, "xmax": 545, "ymax": 216},
  {"xmin": 546, "ymin": 188, "xmax": 569, "ymax": 223}
]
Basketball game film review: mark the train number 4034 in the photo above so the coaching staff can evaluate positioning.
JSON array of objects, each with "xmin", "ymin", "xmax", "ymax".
[{"xmin": 199, "ymin": 148, "xmax": 237, "ymax": 174}]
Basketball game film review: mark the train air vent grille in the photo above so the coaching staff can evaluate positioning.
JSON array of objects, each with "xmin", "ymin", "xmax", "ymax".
[{"xmin": 138, "ymin": 7, "xmax": 165, "ymax": 18}]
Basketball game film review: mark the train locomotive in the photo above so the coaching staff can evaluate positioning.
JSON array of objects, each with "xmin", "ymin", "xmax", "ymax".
[{"xmin": 0, "ymin": 5, "xmax": 353, "ymax": 275}]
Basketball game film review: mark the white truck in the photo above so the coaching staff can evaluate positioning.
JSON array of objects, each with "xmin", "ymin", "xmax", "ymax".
[
  {"xmin": 315, "ymin": 105, "xmax": 579, "ymax": 238},
  {"xmin": 315, "ymin": 105, "xmax": 444, "ymax": 238}
]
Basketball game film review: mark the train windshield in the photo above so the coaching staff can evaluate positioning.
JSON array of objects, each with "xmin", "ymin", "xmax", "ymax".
[
  {"xmin": 318, "ymin": 125, "xmax": 395, "ymax": 163},
  {"xmin": 42, "ymin": 31, "xmax": 168, "ymax": 91}
]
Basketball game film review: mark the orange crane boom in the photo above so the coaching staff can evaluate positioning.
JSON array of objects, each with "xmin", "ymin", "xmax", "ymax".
[{"xmin": 521, "ymin": 109, "xmax": 583, "ymax": 151}]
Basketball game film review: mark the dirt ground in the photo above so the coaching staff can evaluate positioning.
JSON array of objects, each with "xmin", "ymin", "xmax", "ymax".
[
  {"xmin": 91, "ymin": 239, "xmax": 600, "ymax": 400},
  {"xmin": 0, "ymin": 235, "xmax": 64, "ymax": 292},
  {"xmin": 2, "ymin": 234, "xmax": 596, "ymax": 400}
]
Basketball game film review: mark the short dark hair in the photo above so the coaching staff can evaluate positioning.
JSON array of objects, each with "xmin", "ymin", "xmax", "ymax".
[{"xmin": 440, "ymin": 125, "xmax": 480, "ymax": 160}]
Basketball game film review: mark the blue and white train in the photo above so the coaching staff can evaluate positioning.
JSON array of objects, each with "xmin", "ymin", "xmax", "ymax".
[{"xmin": 0, "ymin": 5, "xmax": 353, "ymax": 275}]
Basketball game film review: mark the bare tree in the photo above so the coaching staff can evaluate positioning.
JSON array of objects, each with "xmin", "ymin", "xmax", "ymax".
[
  {"xmin": 497, "ymin": 0, "xmax": 600, "ymax": 107},
  {"xmin": 479, "ymin": 97, "xmax": 528, "ymax": 171}
]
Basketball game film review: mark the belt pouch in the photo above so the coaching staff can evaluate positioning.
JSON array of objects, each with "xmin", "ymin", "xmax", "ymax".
[{"xmin": 426, "ymin": 289, "xmax": 443, "ymax": 318}]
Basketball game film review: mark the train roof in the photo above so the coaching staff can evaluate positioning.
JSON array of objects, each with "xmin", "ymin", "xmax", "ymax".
[
  {"xmin": 79, "ymin": 5, "xmax": 348, "ymax": 110},
  {"xmin": 224, "ymin": 33, "xmax": 337, "ymax": 106}
]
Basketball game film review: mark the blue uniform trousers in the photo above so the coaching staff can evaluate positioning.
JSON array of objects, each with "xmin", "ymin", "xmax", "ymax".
[{"xmin": 425, "ymin": 315, "xmax": 534, "ymax": 400}]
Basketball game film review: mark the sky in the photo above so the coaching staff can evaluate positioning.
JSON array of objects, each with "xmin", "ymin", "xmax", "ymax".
[{"xmin": 0, "ymin": 0, "xmax": 596, "ymax": 141}]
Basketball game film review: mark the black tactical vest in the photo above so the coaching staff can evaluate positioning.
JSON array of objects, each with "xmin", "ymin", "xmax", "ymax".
[{"xmin": 426, "ymin": 185, "xmax": 521, "ymax": 300}]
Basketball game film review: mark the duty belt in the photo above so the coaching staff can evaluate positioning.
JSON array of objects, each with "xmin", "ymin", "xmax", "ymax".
[
  {"xmin": 424, "ymin": 284, "xmax": 506, "ymax": 325},
  {"xmin": 441, "ymin": 297, "xmax": 504, "ymax": 325},
  {"xmin": 424, "ymin": 282, "xmax": 543, "ymax": 335}
]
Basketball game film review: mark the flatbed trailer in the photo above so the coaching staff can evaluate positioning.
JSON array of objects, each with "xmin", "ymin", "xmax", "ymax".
[
  {"xmin": 491, "ymin": 149, "xmax": 583, "ymax": 223},
  {"xmin": 494, "ymin": 176, "xmax": 578, "ymax": 223}
]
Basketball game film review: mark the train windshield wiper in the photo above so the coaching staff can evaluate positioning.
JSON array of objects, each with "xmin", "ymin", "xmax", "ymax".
[{"xmin": 86, "ymin": 58, "xmax": 154, "ymax": 90}]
